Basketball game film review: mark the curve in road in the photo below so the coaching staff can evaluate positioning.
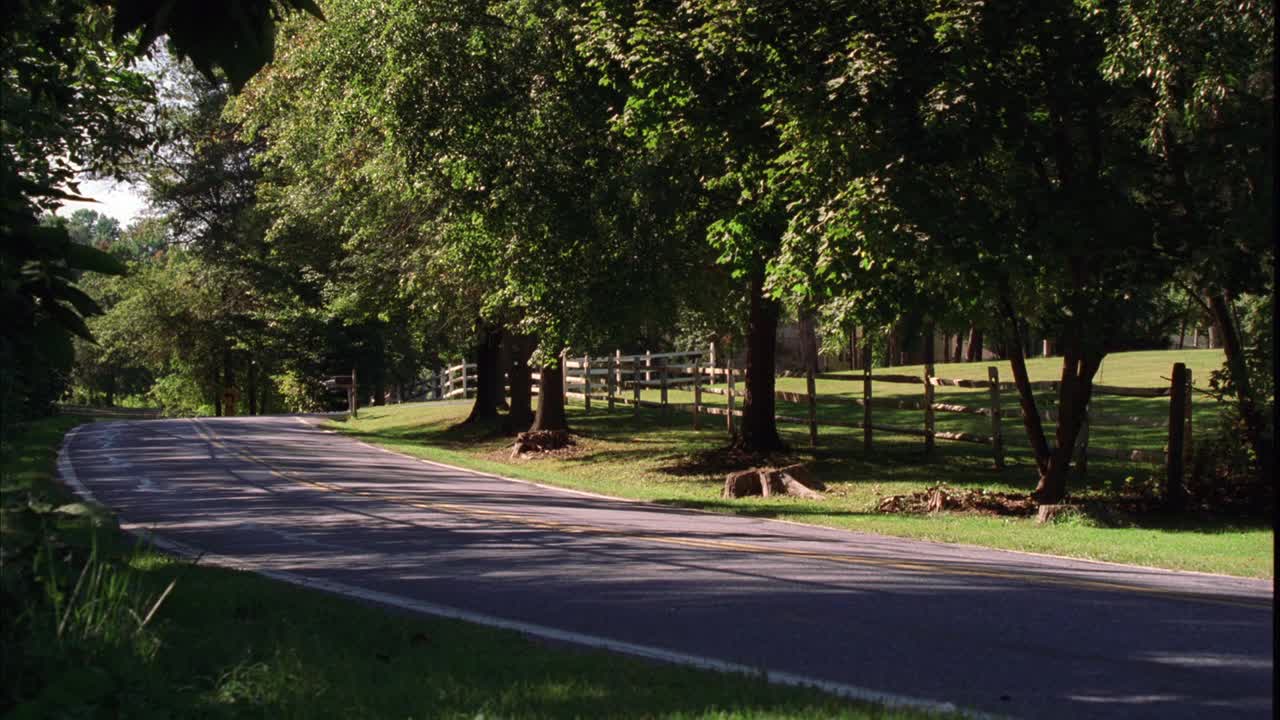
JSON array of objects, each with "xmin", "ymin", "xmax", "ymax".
[{"xmin": 59, "ymin": 416, "xmax": 1273, "ymax": 719}]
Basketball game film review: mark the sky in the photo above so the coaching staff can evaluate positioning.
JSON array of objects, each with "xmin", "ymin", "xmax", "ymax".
[
  {"xmin": 53, "ymin": 50, "xmax": 168, "ymax": 227},
  {"xmin": 56, "ymin": 176, "xmax": 147, "ymax": 225}
]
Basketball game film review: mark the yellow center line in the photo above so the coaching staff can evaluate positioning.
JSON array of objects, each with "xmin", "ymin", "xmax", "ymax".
[{"xmin": 189, "ymin": 420, "xmax": 1271, "ymax": 611}]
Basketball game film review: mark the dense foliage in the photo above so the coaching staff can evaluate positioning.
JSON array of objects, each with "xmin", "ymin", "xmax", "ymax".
[{"xmin": 7, "ymin": 0, "xmax": 1270, "ymax": 495}]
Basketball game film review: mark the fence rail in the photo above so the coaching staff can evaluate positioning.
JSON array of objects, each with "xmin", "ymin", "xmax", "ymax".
[
  {"xmin": 431, "ymin": 344, "xmax": 1192, "ymax": 485},
  {"xmin": 555, "ymin": 348, "xmax": 1192, "ymax": 482}
]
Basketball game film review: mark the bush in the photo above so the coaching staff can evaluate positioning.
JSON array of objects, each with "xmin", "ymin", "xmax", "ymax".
[
  {"xmin": 1191, "ymin": 293, "xmax": 1274, "ymax": 514},
  {"xmin": 272, "ymin": 370, "xmax": 323, "ymax": 413},
  {"xmin": 149, "ymin": 371, "xmax": 213, "ymax": 417}
]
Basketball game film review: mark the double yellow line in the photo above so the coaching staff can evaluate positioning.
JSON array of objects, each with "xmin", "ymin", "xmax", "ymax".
[{"xmin": 190, "ymin": 419, "xmax": 1272, "ymax": 611}]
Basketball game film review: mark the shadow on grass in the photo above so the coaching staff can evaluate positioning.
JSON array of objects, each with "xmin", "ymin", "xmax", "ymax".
[{"xmin": 334, "ymin": 406, "xmax": 1271, "ymax": 539}]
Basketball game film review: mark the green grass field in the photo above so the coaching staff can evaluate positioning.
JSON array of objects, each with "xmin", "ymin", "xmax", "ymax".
[
  {"xmin": 2, "ymin": 417, "xmax": 949, "ymax": 719},
  {"xmin": 335, "ymin": 349, "xmax": 1272, "ymax": 578}
]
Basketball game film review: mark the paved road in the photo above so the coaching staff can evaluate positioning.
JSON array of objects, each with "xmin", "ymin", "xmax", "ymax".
[{"xmin": 60, "ymin": 416, "xmax": 1273, "ymax": 719}]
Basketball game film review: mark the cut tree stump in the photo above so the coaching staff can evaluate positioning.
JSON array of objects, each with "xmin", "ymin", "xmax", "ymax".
[
  {"xmin": 926, "ymin": 487, "xmax": 947, "ymax": 513},
  {"xmin": 724, "ymin": 464, "xmax": 823, "ymax": 500},
  {"xmin": 724, "ymin": 469, "xmax": 763, "ymax": 498},
  {"xmin": 1035, "ymin": 503, "xmax": 1080, "ymax": 524},
  {"xmin": 777, "ymin": 463, "xmax": 825, "ymax": 491},
  {"xmin": 511, "ymin": 430, "xmax": 573, "ymax": 458}
]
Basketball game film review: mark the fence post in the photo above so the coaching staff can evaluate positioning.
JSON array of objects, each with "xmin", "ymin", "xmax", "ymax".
[
  {"xmin": 659, "ymin": 357, "xmax": 669, "ymax": 407},
  {"xmin": 632, "ymin": 355, "xmax": 641, "ymax": 413},
  {"xmin": 583, "ymin": 354, "xmax": 592, "ymax": 411},
  {"xmin": 923, "ymin": 329, "xmax": 935, "ymax": 456},
  {"xmin": 862, "ymin": 344, "xmax": 872, "ymax": 452},
  {"xmin": 727, "ymin": 353, "xmax": 736, "ymax": 437},
  {"xmin": 615, "ymin": 350, "xmax": 623, "ymax": 411},
  {"xmin": 435, "ymin": 367, "xmax": 444, "ymax": 400},
  {"xmin": 607, "ymin": 353, "xmax": 616, "ymax": 412},
  {"xmin": 693, "ymin": 362, "xmax": 702, "ymax": 430},
  {"xmin": 709, "ymin": 341, "xmax": 717, "ymax": 369},
  {"xmin": 461, "ymin": 363, "xmax": 469, "ymax": 399},
  {"xmin": 1166, "ymin": 362, "xmax": 1188, "ymax": 510},
  {"xmin": 645, "ymin": 349, "xmax": 652, "ymax": 383},
  {"xmin": 806, "ymin": 363, "xmax": 818, "ymax": 448},
  {"xmin": 988, "ymin": 366, "xmax": 1004, "ymax": 470},
  {"xmin": 350, "ymin": 367, "xmax": 358, "ymax": 418},
  {"xmin": 1183, "ymin": 368, "xmax": 1193, "ymax": 473}
]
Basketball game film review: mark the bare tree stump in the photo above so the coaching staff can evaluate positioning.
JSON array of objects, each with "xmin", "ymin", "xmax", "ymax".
[
  {"xmin": 1036, "ymin": 504, "xmax": 1080, "ymax": 524},
  {"xmin": 724, "ymin": 469, "xmax": 763, "ymax": 498},
  {"xmin": 776, "ymin": 463, "xmax": 825, "ymax": 491},
  {"xmin": 511, "ymin": 430, "xmax": 573, "ymax": 458},
  {"xmin": 724, "ymin": 464, "xmax": 824, "ymax": 500}
]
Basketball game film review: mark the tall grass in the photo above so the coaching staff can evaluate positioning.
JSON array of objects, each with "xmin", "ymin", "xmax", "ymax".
[{"xmin": 41, "ymin": 536, "xmax": 175, "ymax": 655}]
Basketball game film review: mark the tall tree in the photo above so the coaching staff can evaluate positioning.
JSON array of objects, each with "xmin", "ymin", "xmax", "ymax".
[
  {"xmin": 240, "ymin": 0, "xmax": 699, "ymax": 435},
  {"xmin": 581, "ymin": 0, "xmax": 797, "ymax": 450},
  {"xmin": 1103, "ymin": 0, "xmax": 1274, "ymax": 482}
]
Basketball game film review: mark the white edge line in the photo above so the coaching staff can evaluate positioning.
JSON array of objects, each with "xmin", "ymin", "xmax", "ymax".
[
  {"xmin": 56, "ymin": 422, "xmax": 989, "ymax": 719},
  {"xmin": 299, "ymin": 415, "xmax": 1270, "ymax": 587}
]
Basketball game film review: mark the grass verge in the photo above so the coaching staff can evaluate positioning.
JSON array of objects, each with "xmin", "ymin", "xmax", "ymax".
[
  {"xmin": 332, "ymin": 351, "xmax": 1271, "ymax": 578},
  {"xmin": 0, "ymin": 416, "xmax": 952, "ymax": 719}
]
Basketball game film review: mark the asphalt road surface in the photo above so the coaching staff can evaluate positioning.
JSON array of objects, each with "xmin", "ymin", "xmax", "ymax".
[{"xmin": 59, "ymin": 415, "xmax": 1273, "ymax": 719}]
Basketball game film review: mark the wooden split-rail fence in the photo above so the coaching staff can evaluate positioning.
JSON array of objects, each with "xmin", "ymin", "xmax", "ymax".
[{"xmin": 434, "ymin": 349, "xmax": 1196, "ymax": 488}]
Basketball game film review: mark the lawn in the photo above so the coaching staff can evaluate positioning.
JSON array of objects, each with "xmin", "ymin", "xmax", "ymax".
[
  {"xmin": 2, "ymin": 416, "xmax": 953, "ymax": 719},
  {"xmin": 333, "ymin": 349, "xmax": 1272, "ymax": 578}
]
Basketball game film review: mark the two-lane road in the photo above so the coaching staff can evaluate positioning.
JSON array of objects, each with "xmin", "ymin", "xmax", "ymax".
[{"xmin": 60, "ymin": 415, "xmax": 1273, "ymax": 718}]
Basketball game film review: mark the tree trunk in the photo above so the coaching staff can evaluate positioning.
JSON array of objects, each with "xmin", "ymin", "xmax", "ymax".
[
  {"xmin": 221, "ymin": 347, "xmax": 234, "ymax": 415},
  {"xmin": 495, "ymin": 333, "xmax": 512, "ymax": 411},
  {"xmin": 463, "ymin": 323, "xmax": 503, "ymax": 424},
  {"xmin": 105, "ymin": 373, "xmax": 116, "ymax": 407},
  {"xmin": 1032, "ymin": 343, "xmax": 1104, "ymax": 504},
  {"xmin": 1007, "ymin": 346, "xmax": 1051, "ymax": 473},
  {"xmin": 737, "ymin": 268, "xmax": 785, "ymax": 452},
  {"xmin": 248, "ymin": 359, "xmax": 258, "ymax": 415},
  {"xmin": 530, "ymin": 359, "xmax": 568, "ymax": 432},
  {"xmin": 798, "ymin": 308, "xmax": 819, "ymax": 376},
  {"xmin": 212, "ymin": 366, "xmax": 222, "ymax": 417},
  {"xmin": 965, "ymin": 326, "xmax": 983, "ymax": 362},
  {"xmin": 953, "ymin": 333, "xmax": 963, "ymax": 364},
  {"xmin": 503, "ymin": 334, "xmax": 536, "ymax": 434},
  {"xmin": 1208, "ymin": 291, "xmax": 1272, "ymax": 484},
  {"xmin": 1000, "ymin": 287, "xmax": 1106, "ymax": 504}
]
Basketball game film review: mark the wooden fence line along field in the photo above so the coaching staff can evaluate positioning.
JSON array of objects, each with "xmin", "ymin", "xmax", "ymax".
[
  {"xmin": 553, "ymin": 348, "xmax": 1195, "ymax": 492},
  {"xmin": 432, "ymin": 345, "xmax": 1195, "ymax": 491}
]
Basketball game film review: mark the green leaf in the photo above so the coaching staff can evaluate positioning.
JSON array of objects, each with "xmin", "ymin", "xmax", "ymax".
[
  {"xmin": 65, "ymin": 243, "xmax": 128, "ymax": 276},
  {"xmin": 45, "ymin": 302, "xmax": 95, "ymax": 341}
]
